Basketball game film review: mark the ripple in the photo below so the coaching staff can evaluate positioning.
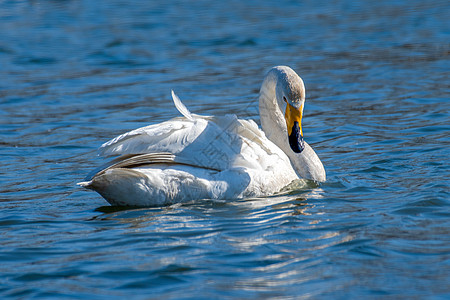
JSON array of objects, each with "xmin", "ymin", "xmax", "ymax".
[{"xmin": 1, "ymin": 0, "xmax": 449, "ymax": 298}]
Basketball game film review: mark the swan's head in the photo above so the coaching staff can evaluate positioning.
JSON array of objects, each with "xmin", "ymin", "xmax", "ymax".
[{"xmin": 274, "ymin": 67, "xmax": 306, "ymax": 153}]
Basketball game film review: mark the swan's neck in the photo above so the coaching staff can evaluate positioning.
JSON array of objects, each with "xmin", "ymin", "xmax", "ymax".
[
  {"xmin": 259, "ymin": 70, "xmax": 286, "ymax": 145},
  {"xmin": 258, "ymin": 68, "xmax": 326, "ymax": 182}
]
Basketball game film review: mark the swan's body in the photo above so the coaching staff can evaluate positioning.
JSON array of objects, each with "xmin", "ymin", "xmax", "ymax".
[{"xmin": 79, "ymin": 66, "xmax": 325, "ymax": 206}]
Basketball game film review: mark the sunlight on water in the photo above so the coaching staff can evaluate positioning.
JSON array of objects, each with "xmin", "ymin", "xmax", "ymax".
[{"xmin": 0, "ymin": 0, "xmax": 449, "ymax": 298}]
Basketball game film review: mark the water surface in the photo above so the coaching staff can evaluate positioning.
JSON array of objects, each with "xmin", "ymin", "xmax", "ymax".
[{"xmin": 1, "ymin": 0, "xmax": 449, "ymax": 298}]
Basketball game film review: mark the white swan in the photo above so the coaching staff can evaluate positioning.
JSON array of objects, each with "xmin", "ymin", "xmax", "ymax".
[{"xmin": 79, "ymin": 66, "xmax": 326, "ymax": 206}]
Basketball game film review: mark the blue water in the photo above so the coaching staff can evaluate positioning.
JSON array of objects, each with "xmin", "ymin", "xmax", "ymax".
[{"xmin": 1, "ymin": 0, "xmax": 449, "ymax": 298}]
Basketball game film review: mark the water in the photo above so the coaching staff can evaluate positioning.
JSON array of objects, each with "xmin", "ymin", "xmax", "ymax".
[{"xmin": 1, "ymin": 0, "xmax": 449, "ymax": 298}]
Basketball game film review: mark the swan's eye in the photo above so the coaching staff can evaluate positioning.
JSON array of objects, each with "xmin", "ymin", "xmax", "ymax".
[{"xmin": 283, "ymin": 96, "xmax": 287, "ymax": 103}]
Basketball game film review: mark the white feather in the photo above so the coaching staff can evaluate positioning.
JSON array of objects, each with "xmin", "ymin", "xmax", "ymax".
[{"xmin": 171, "ymin": 90, "xmax": 193, "ymax": 121}]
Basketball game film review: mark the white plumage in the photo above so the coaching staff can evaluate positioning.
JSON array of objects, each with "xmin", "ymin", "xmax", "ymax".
[{"xmin": 79, "ymin": 66, "xmax": 326, "ymax": 206}]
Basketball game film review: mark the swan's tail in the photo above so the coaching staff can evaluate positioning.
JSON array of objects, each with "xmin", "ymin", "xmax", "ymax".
[{"xmin": 171, "ymin": 90, "xmax": 194, "ymax": 121}]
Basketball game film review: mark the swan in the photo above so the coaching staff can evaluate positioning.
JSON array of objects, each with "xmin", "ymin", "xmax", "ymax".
[{"xmin": 78, "ymin": 66, "xmax": 326, "ymax": 206}]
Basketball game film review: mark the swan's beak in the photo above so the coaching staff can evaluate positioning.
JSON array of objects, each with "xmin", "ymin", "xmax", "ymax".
[{"xmin": 285, "ymin": 102, "xmax": 305, "ymax": 153}]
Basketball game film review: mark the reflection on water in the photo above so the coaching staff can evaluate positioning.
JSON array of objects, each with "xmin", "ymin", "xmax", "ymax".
[{"xmin": 1, "ymin": 0, "xmax": 449, "ymax": 298}]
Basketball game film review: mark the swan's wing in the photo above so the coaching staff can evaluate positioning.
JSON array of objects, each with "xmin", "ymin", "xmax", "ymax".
[
  {"xmin": 98, "ymin": 91, "xmax": 248, "ymax": 171},
  {"xmin": 83, "ymin": 152, "xmax": 223, "ymax": 181},
  {"xmin": 97, "ymin": 92, "xmax": 290, "ymax": 174},
  {"xmin": 98, "ymin": 117, "xmax": 208, "ymax": 156}
]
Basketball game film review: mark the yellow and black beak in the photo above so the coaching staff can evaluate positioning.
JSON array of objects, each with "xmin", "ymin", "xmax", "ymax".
[{"xmin": 285, "ymin": 102, "xmax": 305, "ymax": 153}]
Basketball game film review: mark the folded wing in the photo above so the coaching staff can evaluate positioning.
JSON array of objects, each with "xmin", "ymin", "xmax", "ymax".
[{"xmin": 96, "ymin": 92, "xmax": 282, "ymax": 175}]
